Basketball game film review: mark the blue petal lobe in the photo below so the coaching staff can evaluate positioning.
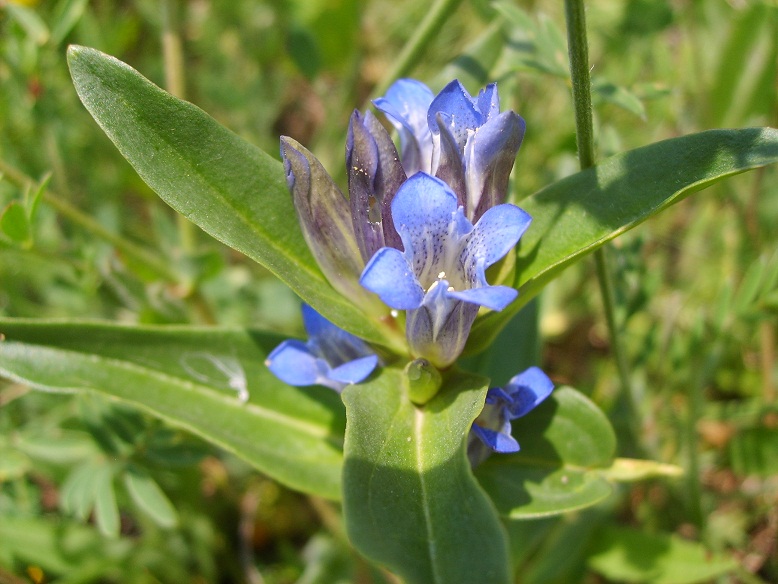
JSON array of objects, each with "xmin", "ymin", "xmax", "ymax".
[
  {"xmin": 471, "ymin": 423, "xmax": 520, "ymax": 453},
  {"xmin": 448, "ymin": 285, "xmax": 517, "ymax": 311},
  {"xmin": 329, "ymin": 354, "xmax": 379, "ymax": 385},
  {"xmin": 504, "ymin": 366, "xmax": 554, "ymax": 418},
  {"xmin": 360, "ymin": 247, "xmax": 424, "ymax": 309},
  {"xmin": 374, "ymin": 79, "xmax": 434, "ymax": 175},
  {"xmin": 265, "ymin": 340, "xmax": 321, "ymax": 387},
  {"xmin": 463, "ymin": 203, "xmax": 532, "ymax": 270}
]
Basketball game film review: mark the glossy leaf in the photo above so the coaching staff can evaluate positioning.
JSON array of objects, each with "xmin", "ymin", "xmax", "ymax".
[
  {"xmin": 342, "ymin": 368, "xmax": 511, "ymax": 584},
  {"xmin": 475, "ymin": 386, "xmax": 616, "ymax": 518},
  {"xmin": 66, "ymin": 46, "xmax": 396, "ymax": 349},
  {"xmin": 467, "ymin": 127, "xmax": 778, "ymax": 351},
  {"xmin": 0, "ymin": 319, "xmax": 346, "ymax": 500}
]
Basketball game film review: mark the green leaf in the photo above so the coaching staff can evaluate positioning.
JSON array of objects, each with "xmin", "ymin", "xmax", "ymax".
[
  {"xmin": 587, "ymin": 527, "xmax": 738, "ymax": 584},
  {"xmin": 475, "ymin": 387, "xmax": 616, "ymax": 519},
  {"xmin": 342, "ymin": 368, "xmax": 511, "ymax": 584},
  {"xmin": 94, "ymin": 464, "xmax": 120, "ymax": 537},
  {"xmin": 0, "ymin": 447, "xmax": 31, "ymax": 481},
  {"xmin": 60, "ymin": 461, "xmax": 100, "ymax": 521},
  {"xmin": 0, "ymin": 201, "xmax": 32, "ymax": 245},
  {"xmin": 599, "ymin": 458, "xmax": 683, "ymax": 482},
  {"xmin": 729, "ymin": 425, "xmax": 778, "ymax": 477},
  {"xmin": 0, "ymin": 319, "xmax": 346, "ymax": 500},
  {"xmin": 66, "ymin": 46, "xmax": 396, "ymax": 349},
  {"xmin": 468, "ymin": 127, "xmax": 778, "ymax": 351},
  {"xmin": 123, "ymin": 466, "xmax": 178, "ymax": 529}
]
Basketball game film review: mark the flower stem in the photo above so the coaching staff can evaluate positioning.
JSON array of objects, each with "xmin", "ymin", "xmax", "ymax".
[
  {"xmin": 161, "ymin": 0, "xmax": 196, "ymax": 254},
  {"xmin": 0, "ymin": 159, "xmax": 179, "ymax": 282},
  {"xmin": 372, "ymin": 0, "xmax": 464, "ymax": 98},
  {"xmin": 564, "ymin": 0, "xmax": 638, "ymax": 448}
]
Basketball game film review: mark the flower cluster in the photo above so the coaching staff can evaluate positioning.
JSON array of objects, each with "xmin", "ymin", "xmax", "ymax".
[{"xmin": 266, "ymin": 78, "xmax": 553, "ymax": 459}]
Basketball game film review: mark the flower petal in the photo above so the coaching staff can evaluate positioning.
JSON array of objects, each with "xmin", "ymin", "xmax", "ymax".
[
  {"xmin": 447, "ymin": 284, "xmax": 517, "ymax": 312},
  {"xmin": 265, "ymin": 339, "xmax": 322, "ymax": 387},
  {"xmin": 406, "ymin": 293, "xmax": 478, "ymax": 368},
  {"xmin": 347, "ymin": 110, "xmax": 385, "ymax": 262},
  {"xmin": 360, "ymin": 247, "xmax": 424, "ymax": 309},
  {"xmin": 363, "ymin": 111, "xmax": 406, "ymax": 250},
  {"xmin": 475, "ymin": 83, "xmax": 500, "ymax": 120},
  {"xmin": 391, "ymin": 173, "xmax": 467, "ymax": 287},
  {"xmin": 462, "ymin": 203, "xmax": 532, "ymax": 274},
  {"xmin": 373, "ymin": 79, "xmax": 434, "ymax": 175},
  {"xmin": 427, "ymin": 80, "xmax": 482, "ymax": 148},
  {"xmin": 329, "ymin": 354, "xmax": 379, "ymax": 386},
  {"xmin": 466, "ymin": 111, "xmax": 526, "ymax": 220},
  {"xmin": 433, "ymin": 112, "xmax": 467, "ymax": 210},
  {"xmin": 280, "ymin": 137, "xmax": 366, "ymax": 300},
  {"xmin": 504, "ymin": 366, "xmax": 554, "ymax": 418},
  {"xmin": 471, "ymin": 423, "xmax": 520, "ymax": 453}
]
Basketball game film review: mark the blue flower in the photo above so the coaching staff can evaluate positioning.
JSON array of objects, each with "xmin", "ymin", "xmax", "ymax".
[
  {"xmin": 265, "ymin": 304, "xmax": 379, "ymax": 392},
  {"xmin": 375, "ymin": 79, "xmax": 525, "ymax": 222},
  {"xmin": 360, "ymin": 173, "xmax": 531, "ymax": 368},
  {"xmin": 468, "ymin": 367, "xmax": 554, "ymax": 465},
  {"xmin": 373, "ymin": 79, "xmax": 435, "ymax": 176}
]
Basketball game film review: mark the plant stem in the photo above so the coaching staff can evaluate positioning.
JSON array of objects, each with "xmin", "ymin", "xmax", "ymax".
[
  {"xmin": 564, "ymin": 0, "xmax": 638, "ymax": 447},
  {"xmin": 0, "ymin": 159, "xmax": 179, "ymax": 281},
  {"xmin": 372, "ymin": 0, "xmax": 464, "ymax": 98},
  {"xmin": 161, "ymin": 0, "xmax": 196, "ymax": 253}
]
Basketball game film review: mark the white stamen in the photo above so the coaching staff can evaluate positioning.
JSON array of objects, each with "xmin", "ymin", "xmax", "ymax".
[{"xmin": 437, "ymin": 271, "xmax": 446, "ymax": 279}]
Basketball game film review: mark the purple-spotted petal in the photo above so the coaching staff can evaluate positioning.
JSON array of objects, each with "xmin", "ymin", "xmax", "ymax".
[
  {"xmin": 391, "ymin": 173, "xmax": 468, "ymax": 286},
  {"xmin": 471, "ymin": 423, "xmax": 520, "ymax": 453},
  {"xmin": 265, "ymin": 340, "xmax": 321, "ymax": 387},
  {"xmin": 360, "ymin": 247, "xmax": 424, "ymax": 310},
  {"xmin": 329, "ymin": 354, "xmax": 379, "ymax": 386},
  {"xmin": 463, "ymin": 203, "xmax": 532, "ymax": 270},
  {"xmin": 504, "ymin": 366, "xmax": 554, "ymax": 418}
]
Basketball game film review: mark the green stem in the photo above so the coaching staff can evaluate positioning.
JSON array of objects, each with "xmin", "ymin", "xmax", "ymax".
[
  {"xmin": 564, "ymin": 0, "xmax": 638, "ymax": 446},
  {"xmin": 0, "ymin": 159, "xmax": 179, "ymax": 282},
  {"xmin": 372, "ymin": 0, "xmax": 464, "ymax": 98},
  {"xmin": 161, "ymin": 0, "xmax": 196, "ymax": 253}
]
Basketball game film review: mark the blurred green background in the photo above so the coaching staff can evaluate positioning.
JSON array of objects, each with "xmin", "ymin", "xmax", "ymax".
[{"xmin": 1, "ymin": 0, "xmax": 776, "ymax": 582}]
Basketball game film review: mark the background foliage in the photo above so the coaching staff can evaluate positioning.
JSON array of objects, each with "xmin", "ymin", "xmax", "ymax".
[{"xmin": 1, "ymin": 0, "xmax": 776, "ymax": 582}]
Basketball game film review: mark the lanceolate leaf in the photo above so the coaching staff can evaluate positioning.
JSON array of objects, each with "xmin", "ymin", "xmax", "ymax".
[
  {"xmin": 342, "ymin": 369, "xmax": 511, "ymax": 584},
  {"xmin": 468, "ymin": 127, "xmax": 778, "ymax": 351},
  {"xmin": 0, "ymin": 319, "xmax": 346, "ymax": 500},
  {"xmin": 476, "ymin": 387, "xmax": 616, "ymax": 518},
  {"xmin": 66, "ymin": 46, "xmax": 397, "ymax": 349}
]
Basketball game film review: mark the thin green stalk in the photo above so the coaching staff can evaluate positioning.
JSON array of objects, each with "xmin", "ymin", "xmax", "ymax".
[
  {"xmin": 0, "ymin": 159, "xmax": 179, "ymax": 282},
  {"xmin": 564, "ymin": 0, "xmax": 638, "ymax": 445},
  {"xmin": 372, "ymin": 0, "xmax": 464, "ymax": 98},
  {"xmin": 161, "ymin": 0, "xmax": 196, "ymax": 253}
]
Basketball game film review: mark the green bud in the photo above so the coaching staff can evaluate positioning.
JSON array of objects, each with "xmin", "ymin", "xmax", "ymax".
[{"xmin": 405, "ymin": 358, "xmax": 442, "ymax": 405}]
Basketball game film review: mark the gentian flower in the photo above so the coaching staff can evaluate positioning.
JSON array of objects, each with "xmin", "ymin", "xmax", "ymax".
[
  {"xmin": 375, "ymin": 79, "xmax": 525, "ymax": 222},
  {"xmin": 265, "ymin": 304, "xmax": 378, "ymax": 392},
  {"xmin": 468, "ymin": 366, "xmax": 554, "ymax": 466},
  {"xmin": 360, "ymin": 173, "xmax": 532, "ymax": 368}
]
